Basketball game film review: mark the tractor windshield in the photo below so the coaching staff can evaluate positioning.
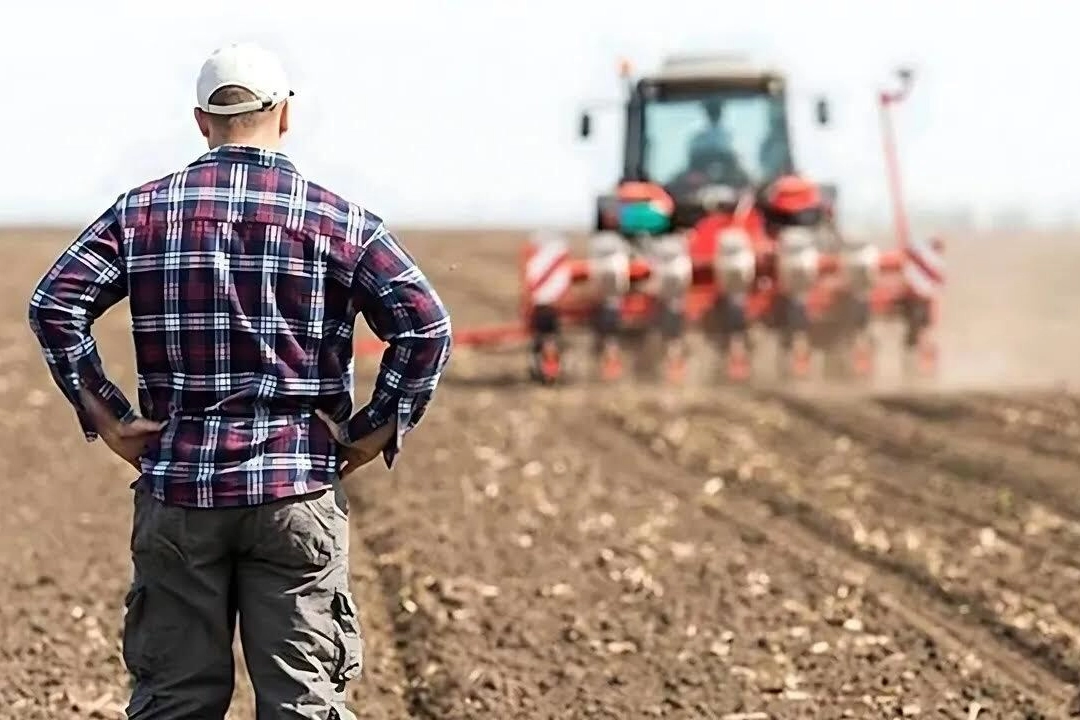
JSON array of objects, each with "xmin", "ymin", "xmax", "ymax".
[{"xmin": 640, "ymin": 86, "xmax": 793, "ymax": 190}]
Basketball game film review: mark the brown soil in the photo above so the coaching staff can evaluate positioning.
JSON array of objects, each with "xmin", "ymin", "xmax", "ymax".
[{"xmin": 3, "ymin": 227, "xmax": 1080, "ymax": 719}]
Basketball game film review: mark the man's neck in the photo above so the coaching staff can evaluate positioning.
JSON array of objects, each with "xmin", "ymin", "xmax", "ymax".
[{"xmin": 209, "ymin": 136, "xmax": 282, "ymax": 152}]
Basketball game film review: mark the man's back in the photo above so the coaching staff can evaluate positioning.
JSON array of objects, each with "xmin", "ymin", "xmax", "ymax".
[
  {"xmin": 31, "ymin": 144, "xmax": 452, "ymax": 508},
  {"xmin": 26, "ymin": 43, "xmax": 452, "ymax": 719}
]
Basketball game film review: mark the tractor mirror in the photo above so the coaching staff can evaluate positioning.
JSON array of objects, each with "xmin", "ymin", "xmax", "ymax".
[
  {"xmin": 814, "ymin": 97, "xmax": 831, "ymax": 126},
  {"xmin": 579, "ymin": 112, "xmax": 592, "ymax": 138}
]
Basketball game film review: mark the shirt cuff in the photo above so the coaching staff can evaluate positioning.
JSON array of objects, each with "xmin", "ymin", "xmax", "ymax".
[
  {"xmin": 346, "ymin": 403, "xmax": 409, "ymax": 468},
  {"xmin": 74, "ymin": 376, "xmax": 136, "ymax": 441}
]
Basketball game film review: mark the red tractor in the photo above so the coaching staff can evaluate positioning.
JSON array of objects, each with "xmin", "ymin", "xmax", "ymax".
[
  {"xmin": 522, "ymin": 55, "xmax": 943, "ymax": 384},
  {"xmin": 355, "ymin": 56, "xmax": 943, "ymax": 387}
]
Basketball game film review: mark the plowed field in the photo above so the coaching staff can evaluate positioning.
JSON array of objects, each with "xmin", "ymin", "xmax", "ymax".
[{"xmin": 4, "ymin": 228, "xmax": 1080, "ymax": 719}]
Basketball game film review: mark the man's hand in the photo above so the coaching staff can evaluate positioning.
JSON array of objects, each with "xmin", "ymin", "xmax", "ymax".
[
  {"xmin": 315, "ymin": 410, "xmax": 395, "ymax": 479},
  {"xmin": 79, "ymin": 388, "xmax": 165, "ymax": 471}
]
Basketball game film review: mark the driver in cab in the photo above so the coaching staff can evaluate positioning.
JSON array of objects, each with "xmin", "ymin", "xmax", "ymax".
[
  {"xmin": 675, "ymin": 98, "xmax": 751, "ymax": 192},
  {"xmin": 688, "ymin": 98, "xmax": 733, "ymax": 158}
]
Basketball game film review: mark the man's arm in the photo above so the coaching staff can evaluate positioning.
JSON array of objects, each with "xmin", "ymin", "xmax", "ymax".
[
  {"xmin": 347, "ymin": 222, "xmax": 452, "ymax": 467},
  {"xmin": 27, "ymin": 201, "xmax": 136, "ymax": 439}
]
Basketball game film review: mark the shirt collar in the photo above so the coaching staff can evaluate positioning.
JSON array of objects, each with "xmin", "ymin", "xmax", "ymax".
[{"xmin": 190, "ymin": 144, "xmax": 298, "ymax": 173}]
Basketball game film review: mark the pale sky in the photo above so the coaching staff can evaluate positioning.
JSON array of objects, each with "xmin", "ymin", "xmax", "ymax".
[{"xmin": 2, "ymin": 0, "xmax": 1076, "ymax": 228}]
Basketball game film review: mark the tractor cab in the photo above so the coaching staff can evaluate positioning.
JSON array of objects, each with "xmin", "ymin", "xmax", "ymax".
[{"xmin": 580, "ymin": 54, "xmax": 831, "ymax": 233}]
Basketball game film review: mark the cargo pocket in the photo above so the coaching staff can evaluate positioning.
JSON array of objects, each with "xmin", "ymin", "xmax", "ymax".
[
  {"xmin": 121, "ymin": 584, "xmax": 156, "ymax": 718},
  {"xmin": 330, "ymin": 590, "xmax": 363, "ymax": 689},
  {"xmin": 122, "ymin": 585, "xmax": 149, "ymax": 675}
]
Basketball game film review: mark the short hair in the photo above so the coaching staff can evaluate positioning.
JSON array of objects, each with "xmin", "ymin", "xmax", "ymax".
[{"xmin": 205, "ymin": 85, "xmax": 273, "ymax": 132}]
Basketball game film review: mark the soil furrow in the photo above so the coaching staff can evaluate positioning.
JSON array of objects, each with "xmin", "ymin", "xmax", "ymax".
[
  {"xmin": 681, "ymin": 388, "xmax": 1080, "ymax": 585},
  {"xmin": 871, "ymin": 392, "xmax": 1080, "ymax": 464},
  {"xmin": 579, "ymin": 405, "xmax": 1070, "ymax": 716},
  {"xmin": 689, "ymin": 488, "xmax": 1068, "ymax": 718},
  {"xmin": 601, "ymin": 393, "xmax": 1074, "ymax": 713},
  {"xmin": 703, "ymin": 389, "xmax": 1080, "ymax": 684},
  {"xmin": 764, "ymin": 389, "xmax": 1080, "ymax": 520},
  {"xmin": 344, "ymin": 386, "xmax": 1063, "ymax": 718}
]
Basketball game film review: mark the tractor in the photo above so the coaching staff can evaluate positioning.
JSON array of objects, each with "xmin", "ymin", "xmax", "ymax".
[
  {"xmin": 354, "ymin": 56, "xmax": 943, "ymax": 387},
  {"xmin": 521, "ymin": 54, "xmax": 943, "ymax": 384}
]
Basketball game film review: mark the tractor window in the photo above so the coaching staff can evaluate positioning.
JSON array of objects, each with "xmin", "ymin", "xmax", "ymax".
[{"xmin": 641, "ymin": 90, "xmax": 792, "ymax": 188}]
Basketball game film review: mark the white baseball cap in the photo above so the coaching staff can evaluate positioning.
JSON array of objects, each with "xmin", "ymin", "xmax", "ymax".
[{"xmin": 196, "ymin": 43, "xmax": 294, "ymax": 116}]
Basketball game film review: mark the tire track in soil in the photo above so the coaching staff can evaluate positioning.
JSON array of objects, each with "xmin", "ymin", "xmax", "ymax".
[
  {"xmin": 655, "ymin": 388, "xmax": 1080, "ymax": 688},
  {"xmin": 765, "ymin": 389, "xmax": 1080, "ymax": 527},
  {"xmin": 348, "ymin": 386, "xmax": 1064, "ymax": 718},
  {"xmin": 741, "ymin": 387, "xmax": 1080, "ymax": 677},
  {"xmin": 601, "ymin": 390, "xmax": 1073, "ymax": 715},
  {"xmin": 870, "ymin": 392, "xmax": 1080, "ymax": 464},
  {"xmin": 764, "ymin": 389, "xmax": 1080, "ymax": 637},
  {"xmin": 680, "ymin": 388, "xmax": 1080, "ymax": 610},
  {"xmin": 580, "ymin": 411, "xmax": 1061, "ymax": 718}
]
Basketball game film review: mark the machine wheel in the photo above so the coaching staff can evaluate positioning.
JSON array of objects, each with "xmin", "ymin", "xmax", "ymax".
[
  {"xmin": 528, "ymin": 336, "xmax": 563, "ymax": 385},
  {"xmin": 723, "ymin": 333, "xmax": 752, "ymax": 382}
]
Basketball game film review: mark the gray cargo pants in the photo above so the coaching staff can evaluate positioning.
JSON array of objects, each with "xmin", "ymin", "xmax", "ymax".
[{"xmin": 122, "ymin": 484, "xmax": 363, "ymax": 719}]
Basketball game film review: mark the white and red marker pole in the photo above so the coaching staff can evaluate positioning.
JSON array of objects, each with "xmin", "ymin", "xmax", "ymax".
[{"xmin": 879, "ymin": 68, "xmax": 915, "ymax": 255}]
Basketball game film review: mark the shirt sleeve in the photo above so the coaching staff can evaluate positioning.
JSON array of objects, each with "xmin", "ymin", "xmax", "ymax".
[
  {"xmin": 347, "ymin": 222, "xmax": 452, "ymax": 467},
  {"xmin": 26, "ymin": 201, "xmax": 136, "ymax": 440}
]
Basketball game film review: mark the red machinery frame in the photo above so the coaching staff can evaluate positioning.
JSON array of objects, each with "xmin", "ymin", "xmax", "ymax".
[{"xmin": 355, "ymin": 68, "xmax": 943, "ymax": 370}]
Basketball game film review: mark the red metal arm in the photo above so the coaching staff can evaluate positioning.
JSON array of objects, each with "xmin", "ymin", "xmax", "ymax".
[{"xmin": 879, "ymin": 68, "xmax": 915, "ymax": 253}]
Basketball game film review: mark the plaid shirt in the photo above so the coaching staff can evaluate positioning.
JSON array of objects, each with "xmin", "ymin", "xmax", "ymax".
[{"xmin": 28, "ymin": 145, "xmax": 452, "ymax": 508}]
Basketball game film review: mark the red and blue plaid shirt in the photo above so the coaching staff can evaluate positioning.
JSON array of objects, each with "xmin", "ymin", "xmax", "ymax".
[{"xmin": 28, "ymin": 145, "xmax": 452, "ymax": 508}]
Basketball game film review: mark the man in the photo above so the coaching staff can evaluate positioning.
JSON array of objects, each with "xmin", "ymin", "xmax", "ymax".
[
  {"xmin": 27, "ymin": 42, "xmax": 452, "ymax": 719},
  {"xmin": 681, "ymin": 97, "xmax": 752, "ymax": 189},
  {"xmin": 687, "ymin": 97, "xmax": 733, "ymax": 161}
]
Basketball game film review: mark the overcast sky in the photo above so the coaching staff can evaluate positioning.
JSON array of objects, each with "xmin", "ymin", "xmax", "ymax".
[{"xmin": 1, "ymin": 0, "xmax": 1075, "ymax": 228}]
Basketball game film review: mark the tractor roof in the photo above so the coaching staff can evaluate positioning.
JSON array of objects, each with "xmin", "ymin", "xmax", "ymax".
[{"xmin": 646, "ymin": 54, "xmax": 784, "ymax": 85}]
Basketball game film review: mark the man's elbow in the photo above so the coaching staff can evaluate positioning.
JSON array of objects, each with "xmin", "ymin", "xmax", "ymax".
[
  {"xmin": 421, "ymin": 298, "xmax": 452, "ymax": 344},
  {"xmin": 436, "ymin": 311, "xmax": 452, "ymax": 359},
  {"xmin": 26, "ymin": 275, "xmax": 58, "ymax": 331},
  {"xmin": 27, "ymin": 294, "xmax": 78, "ymax": 347},
  {"xmin": 26, "ymin": 297, "xmax": 44, "ymax": 338},
  {"xmin": 439, "ymin": 310, "xmax": 453, "ymax": 342},
  {"xmin": 422, "ymin": 312, "xmax": 453, "ymax": 376}
]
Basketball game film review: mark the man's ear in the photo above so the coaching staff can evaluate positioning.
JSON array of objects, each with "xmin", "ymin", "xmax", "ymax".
[
  {"xmin": 279, "ymin": 101, "xmax": 290, "ymax": 136},
  {"xmin": 193, "ymin": 108, "xmax": 211, "ymax": 139}
]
